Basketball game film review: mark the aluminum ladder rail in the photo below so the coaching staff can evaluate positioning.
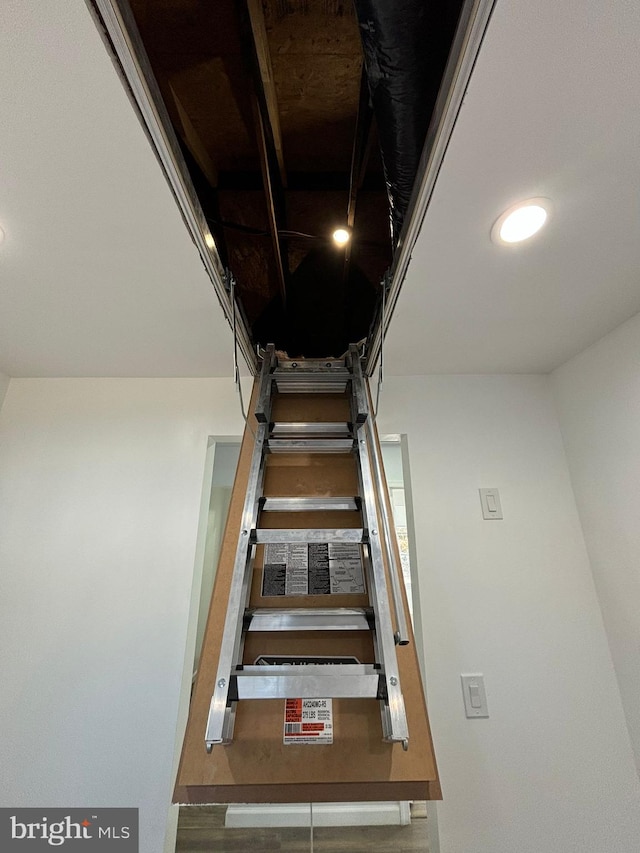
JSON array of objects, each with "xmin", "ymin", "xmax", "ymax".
[{"xmin": 205, "ymin": 344, "xmax": 410, "ymax": 750}]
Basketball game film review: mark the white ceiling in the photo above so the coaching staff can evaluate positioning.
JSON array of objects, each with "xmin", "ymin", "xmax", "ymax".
[
  {"xmin": 1, "ymin": 0, "xmax": 639, "ymax": 378},
  {"xmin": 385, "ymin": 0, "xmax": 640, "ymax": 374},
  {"xmin": 0, "ymin": 0, "xmax": 233, "ymax": 377}
]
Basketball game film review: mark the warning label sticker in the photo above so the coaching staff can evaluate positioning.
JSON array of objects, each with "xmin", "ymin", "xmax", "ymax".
[
  {"xmin": 262, "ymin": 543, "xmax": 365, "ymax": 596},
  {"xmin": 284, "ymin": 698, "xmax": 333, "ymax": 745}
]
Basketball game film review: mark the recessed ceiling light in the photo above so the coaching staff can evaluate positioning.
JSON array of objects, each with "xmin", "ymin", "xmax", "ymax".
[
  {"xmin": 332, "ymin": 227, "xmax": 350, "ymax": 246},
  {"xmin": 204, "ymin": 233, "xmax": 215, "ymax": 250},
  {"xmin": 491, "ymin": 198, "xmax": 551, "ymax": 246}
]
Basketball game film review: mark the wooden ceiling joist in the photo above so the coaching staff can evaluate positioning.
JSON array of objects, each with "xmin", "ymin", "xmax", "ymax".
[
  {"xmin": 246, "ymin": 0, "xmax": 287, "ymax": 188},
  {"xmin": 254, "ymin": 99, "xmax": 288, "ymax": 307},
  {"xmin": 344, "ymin": 68, "xmax": 375, "ymax": 279},
  {"xmin": 217, "ymin": 171, "xmax": 384, "ymax": 192},
  {"xmin": 169, "ymin": 81, "xmax": 219, "ymax": 188},
  {"xmin": 239, "ymin": 0, "xmax": 290, "ymax": 307}
]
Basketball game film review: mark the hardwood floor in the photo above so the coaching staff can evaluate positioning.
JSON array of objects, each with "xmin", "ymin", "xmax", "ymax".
[{"xmin": 176, "ymin": 805, "xmax": 430, "ymax": 852}]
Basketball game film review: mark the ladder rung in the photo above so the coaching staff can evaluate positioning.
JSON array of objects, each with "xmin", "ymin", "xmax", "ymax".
[
  {"xmin": 261, "ymin": 496, "xmax": 359, "ymax": 512},
  {"xmin": 254, "ymin": 528, "xmax": 366, "ymax": 544},
  {"xmin": 270, "ymin": 422, "xmax": 352, "ymax": 437},
  {"xmin": 266, "ymin": 438, "xmax": 354, "ymax": 454},
  {"xmin": 234, "ymin": 666, "xmax": 380, "ymax": 699},
  {"xmin": 245, "ymin": 607, "xmax": 373, "ymax": 632},
  {"xmin": 274, "ymin": 368, "xmax": 350, "ymax": 380},
  {"xmin": 276, "ymin": 359, "xmax": 346, "ymax": 370},
  {"xmin": 274, "ymin": 371, "xmax": 350, "ymax": 395},
  {"xmin": 275, "ymin": 381, "xmax": 349, "ymax": 394}
]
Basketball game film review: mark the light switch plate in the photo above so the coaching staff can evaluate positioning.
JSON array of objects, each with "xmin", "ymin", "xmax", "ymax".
[
  {"xmin": 479, "ymin": 488, "xmax": 503, "ymax": 520},
  {"xmin": 461, "ymin": 674, "xmax": 489, "ymax": 718}
]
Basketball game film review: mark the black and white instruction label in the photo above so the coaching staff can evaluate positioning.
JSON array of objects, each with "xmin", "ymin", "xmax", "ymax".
[
  {"xmin": 262, "ymin": 543, "xmax": 365, "ymax": 596},
  {"xmin": 328, "ymin": 543, "xmax": 365, "ymax": 593},
  {"xmin": 284, "ymin": 698, "xmax": 333, "ymax": 745}
]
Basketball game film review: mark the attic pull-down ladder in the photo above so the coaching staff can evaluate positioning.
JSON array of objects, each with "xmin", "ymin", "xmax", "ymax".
[{"xmin": 205, "ymin": 344, "xmax": 410, "ymax": 750}]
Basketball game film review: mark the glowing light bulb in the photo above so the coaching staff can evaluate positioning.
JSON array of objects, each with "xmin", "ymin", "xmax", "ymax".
[
  {"xmin": 332, "ymin": 228, "xmax": 350, "ymax": 246},
  {"xmin": 492, "ymin": 198, "xmax": 551, "ymax": 245}
]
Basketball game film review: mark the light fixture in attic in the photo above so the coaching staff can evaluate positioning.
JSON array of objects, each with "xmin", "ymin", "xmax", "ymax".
[
  {"xmin": 332, "ymin": 227, "xmax": 351, "ymax": 247},
  {"xmin": 492, "ymin": 198, "xmax": 551, "ymax": 245}
]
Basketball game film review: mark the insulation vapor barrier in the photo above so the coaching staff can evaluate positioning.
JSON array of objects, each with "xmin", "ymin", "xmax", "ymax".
[{"xmin": 354, "ymin": 0, "xmax": 462, "ymax": 244}]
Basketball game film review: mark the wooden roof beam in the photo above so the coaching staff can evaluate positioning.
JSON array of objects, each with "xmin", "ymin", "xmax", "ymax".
[
  {"xmin": 238, "ymin": 0, "xmax": 289, "ymax": 307},
  {"xmin": 168, "ymin": 81, "xmax": 219, "ymax": 189},
  {"xmin": 254, "ymin": 99, "xmax": 288, "ymax": 308},
  {"xmin": 246, "ymin": 0, "xmax": 287, "ymax": 188},
  {"xmin": 347, "ymin": 68, "xmax": 374, "ymax": 232},
  {"xmin": 344, "ymin": 67, "xmax": 375, "ymax": 279}
]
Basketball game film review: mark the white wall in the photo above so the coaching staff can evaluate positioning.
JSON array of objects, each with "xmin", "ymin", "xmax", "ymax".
[
  {"xmin": 0, "ymin": 371, "xmax": 9, "ymax": 410},
  {"xmin": 2, "ymin": 372, "xmax": 639, "ymax": 853},
  {"xmin": 0, "ymin": 378, "xmax": 243, "ymax": 853},
  {"xmin": 379, "ymin": 374, "xmax": 640, "ymax": 853},
  {"xmin": 552, "ymin": 311, "xmax": 640, "ymax": 773}
]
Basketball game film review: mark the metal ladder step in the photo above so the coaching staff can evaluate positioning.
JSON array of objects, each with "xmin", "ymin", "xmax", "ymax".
[
  {"xmin": 266, "ymin": 438, "xmax": 354, "ymax": 454},
  {"xmin": 253, "ymin": 528, "xmax": 366, "ymax": 544},
  {"xmin": 273, "ymin": 370, "xmax": 350, "ymax": 395},
  {"xmin": 261, "ymin": 496, "xmax": 359, "ymax": 512},
  {"xmin": 270, "ymin": 422, "xmax": 352, "ymax": 437},
  {"xmin": 275, "ymin": 382, "xmax": 349, "ymax": 394},
  {"xmin": 245, "ymin": 607, "xmax": 374, "ymax": 632},
  {"xmin": 233, "ymin": 665, "xmax": 381, "ymax": 700},
  {"xmin": 273, "ymin": 369, "xmax": 350, "ymax": 380}
]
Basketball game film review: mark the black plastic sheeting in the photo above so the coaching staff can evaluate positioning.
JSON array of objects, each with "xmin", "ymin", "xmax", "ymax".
[{"xmin": 354, "ymin": 0, "xmax": 463, "ymax": 245}]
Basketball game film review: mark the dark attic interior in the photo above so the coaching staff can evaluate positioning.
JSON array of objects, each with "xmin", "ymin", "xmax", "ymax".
[{"xmin": 125, "ymin": 0, "xmax": 465, "ymax": 358}]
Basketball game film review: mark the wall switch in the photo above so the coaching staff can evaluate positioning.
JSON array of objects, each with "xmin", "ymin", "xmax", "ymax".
[
  {"xmin": 479, "ymin": 488, "xmax": 503, "ymax": 520},
  {"xmin": 461, "ymin": 674, "xmax": 489, "ymax": 718}
]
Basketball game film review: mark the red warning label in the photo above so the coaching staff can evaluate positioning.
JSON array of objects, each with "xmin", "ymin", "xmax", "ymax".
[{"xmin": 283, "ymin": 698, "xmax": 333, "ymax": 744}]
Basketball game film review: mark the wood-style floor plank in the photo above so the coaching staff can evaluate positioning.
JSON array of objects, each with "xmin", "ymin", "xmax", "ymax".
[{"xmin": 176, "ymin": 806, "xmax": 429, "ymax": 852}]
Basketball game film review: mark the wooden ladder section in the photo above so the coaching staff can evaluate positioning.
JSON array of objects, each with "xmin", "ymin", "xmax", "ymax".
[{"xmin": 174, "ymin": 346, "xmax": 440, "ymax": 803}]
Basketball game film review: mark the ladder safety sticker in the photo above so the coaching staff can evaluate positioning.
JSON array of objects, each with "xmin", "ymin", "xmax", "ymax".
[
  {"xmin": 309, "ymin": 542, "xmax": 330, "ymax": 594},
  {"xmin": 262, "ymin": 543, "xmax": 365, "ymax": 596},
  {"xmin": 284, "ymin": 698, "xmax": 333, "ymax": 745},
  {"xmin": 328, "ymin": 543, "xmax": 365, "ymax": 593}
]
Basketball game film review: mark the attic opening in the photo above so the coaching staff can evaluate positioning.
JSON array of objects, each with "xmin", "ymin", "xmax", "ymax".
[{"xmin": 95, "ymin": 0, "xmax": 467, "ymax": 361}]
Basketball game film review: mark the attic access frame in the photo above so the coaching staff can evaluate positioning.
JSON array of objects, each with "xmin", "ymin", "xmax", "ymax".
[{"xmin": 88, "ymin": 0, "xmax": 496, "ymax": 377}]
